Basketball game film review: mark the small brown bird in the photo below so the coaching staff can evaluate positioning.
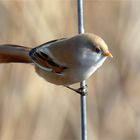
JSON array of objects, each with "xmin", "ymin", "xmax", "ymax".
[{"xmin": 0, "ymin": 33, "xmax": 112, "ymax": 93}]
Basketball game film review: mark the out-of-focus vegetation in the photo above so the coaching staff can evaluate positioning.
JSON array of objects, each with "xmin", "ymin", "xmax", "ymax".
[{"xmin": 0, "ymin": 0, "xmax": 140, "ymax": 140}]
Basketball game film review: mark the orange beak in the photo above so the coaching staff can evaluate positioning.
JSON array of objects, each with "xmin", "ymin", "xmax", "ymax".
[{"xmin": 103, "ymin": 51, "xmax": 113, "ymax": 58}]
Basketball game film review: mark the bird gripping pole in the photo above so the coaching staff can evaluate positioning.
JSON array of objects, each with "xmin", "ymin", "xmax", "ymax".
[{"xmin": 77, "ymin": 0, "xmax": 87, "ymax": 140}]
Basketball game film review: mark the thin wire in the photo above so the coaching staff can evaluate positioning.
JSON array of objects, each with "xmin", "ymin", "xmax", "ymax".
[
  {"xmin": 77, "ymin": 0, "xmax": 87, "ymax": 140},
  {"xmin": 77, "ymin": 0, "xmax": 84, "ymax": 34}
]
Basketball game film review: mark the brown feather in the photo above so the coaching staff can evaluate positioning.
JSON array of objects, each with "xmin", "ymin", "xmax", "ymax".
[
  {"xmin": 0, "ymin": 44, "xmax": 32, "ymax": 63},
  {"xmin": 33, "ymin": 52, "xmax": 67, "ymax": 74}
]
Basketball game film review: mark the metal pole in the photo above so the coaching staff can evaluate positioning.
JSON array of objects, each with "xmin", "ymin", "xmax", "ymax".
[
  {"xmin": 77, "ymin": 0, "xmax": 84, "ymax": 34},
  {"xmin": 77, "ymin": 0, "xmax": 87, "ymax": 140}
]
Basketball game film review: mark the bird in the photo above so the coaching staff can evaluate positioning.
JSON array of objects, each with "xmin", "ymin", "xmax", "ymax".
[{"xmin": 0, "ymin": 33, "xmax": 113, "ymax": 94}]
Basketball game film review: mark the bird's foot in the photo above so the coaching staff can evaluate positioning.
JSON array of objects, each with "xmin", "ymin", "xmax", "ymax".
[{"xmin": 65, "ymin": 85, "xmax": 88, "ymax": 96}]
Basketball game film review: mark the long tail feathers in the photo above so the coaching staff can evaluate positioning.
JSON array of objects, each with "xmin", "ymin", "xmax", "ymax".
[{"xmin": 0, "ymin": 44, "xmax": 32, "ymax": 63}]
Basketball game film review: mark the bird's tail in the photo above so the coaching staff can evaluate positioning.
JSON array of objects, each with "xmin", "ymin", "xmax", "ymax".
[{"xmin": 0, "ymin": 44, "xmax": 32, "ymax": 63}]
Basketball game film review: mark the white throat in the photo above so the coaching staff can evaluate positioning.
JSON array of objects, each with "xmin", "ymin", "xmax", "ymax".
[{"xmin": 86, "ymin": 56, "xmax": 107, "ymax": 78}]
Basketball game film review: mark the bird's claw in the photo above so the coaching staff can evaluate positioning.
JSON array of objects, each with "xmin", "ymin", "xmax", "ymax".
[{"xmin": 65, "ymin": 85, "xmax": 88, "ymax": 96}]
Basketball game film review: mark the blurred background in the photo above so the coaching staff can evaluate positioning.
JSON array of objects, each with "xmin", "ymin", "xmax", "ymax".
[{"xmin": 0, "ymin": 0, "xmax": 140, "ymax": 140}]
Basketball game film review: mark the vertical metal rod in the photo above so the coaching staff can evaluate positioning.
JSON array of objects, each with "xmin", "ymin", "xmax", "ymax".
[
  {"xmin": 80, "ymin": 81, "xmax": 87, "ymax": 140},
  {"xmin": 77, "ymin": 0, "xmax": 84, "ymax": 34},
  {"xmin": 77, "ymin": 0, "xmax": 87, "ymax": 140}
]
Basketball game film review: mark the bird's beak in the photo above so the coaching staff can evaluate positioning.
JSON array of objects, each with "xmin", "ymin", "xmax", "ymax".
[{"xmin": 103, "ymin": 51, "xmax": 113, "ymax": 58}]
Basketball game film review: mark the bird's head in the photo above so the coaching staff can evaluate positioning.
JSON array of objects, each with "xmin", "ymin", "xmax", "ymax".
[
  {"xmin": 78, "ymin": 33, "xmax": 113, "ymax": 69},
  {"xmin": 85, "ymin": 33, "xmax": 113, "ymax": 59}
]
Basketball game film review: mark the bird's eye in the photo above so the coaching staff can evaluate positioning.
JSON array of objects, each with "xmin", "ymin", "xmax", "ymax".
[{"xmin": 95, "ymin": 48, "xmax": 101, "ymax": 53}]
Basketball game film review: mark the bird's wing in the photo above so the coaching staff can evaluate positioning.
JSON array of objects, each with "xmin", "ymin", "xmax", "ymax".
[
  {"xmin": 29, "ymin": 38, "xmax": 68, "ymax": 74},
  {"xmin": 36, "ymin": 38, "xmax": 66, "ymax": 48}
]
